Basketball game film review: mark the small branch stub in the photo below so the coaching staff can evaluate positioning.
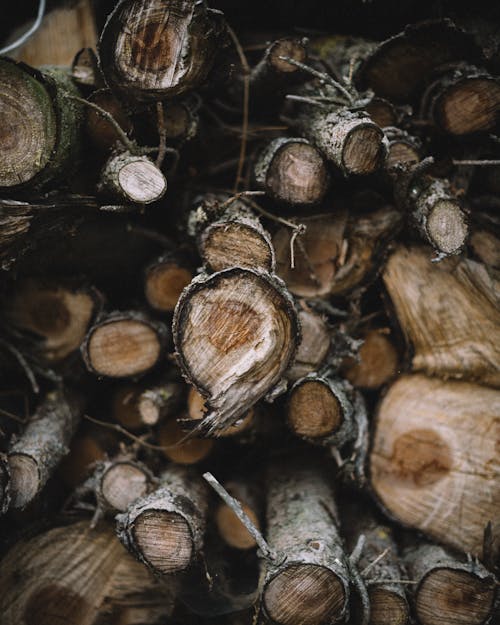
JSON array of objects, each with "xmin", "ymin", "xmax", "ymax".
[{"xmin": 100, "ymin": 151, "xmax": 167, "ymax": 204}]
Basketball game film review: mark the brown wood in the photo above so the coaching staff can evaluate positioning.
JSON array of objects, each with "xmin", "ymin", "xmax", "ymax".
[
  {"xmin": 144, "ymin": 254, "xmax": 193, "ymax": 312},
  {"xmin": 215, "ymin": 480, "xmax": 261, "ymax": 550},
  {"xmin": 158, "ymin": 416, "xmax": 214, "ymax": 464},
  {"xmin": 343, "ymin": 329, "xmax": 399, "ymax": 390},
  {"xmin": 287, "ymin": 304, "xmax": 331, "ymax": 382}
]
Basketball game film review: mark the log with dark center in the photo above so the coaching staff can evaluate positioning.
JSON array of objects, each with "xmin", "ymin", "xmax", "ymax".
[
  {"xmin": 0, "ymin": 521, "xmax": 174, "ymax": 625},
  {"xmin": 98, "ymin": 0, "xmax": 226, "ymax": 101},
  {"xmin": 421, "ymin": 63, "xmax": 500, "ymax": 136},
  {"xmin": 293, "ymin": 107, "xmax": 387, "ymax": 176},
  {"xmin": 188, "ymin": 195, "xmax": 275, "ymax": 273},
  {"xmin": 86, "ymin": 88, "xmax": 133, "ymax": 151},
  {"xmin": 82, "ymin": 311, "xmax": 168, "ymax": 379},
  {"xmin": 383, "ymin": 246, "xmax": 500, "ymax": 387},
  {"xmin": 384, "ymin": 127, "xmax": 421, "ymax": 170},
  {"xmin": 342, "ymin": 498, "xmax": 410, "ymax": 625},
  {"xmin": 0, "ymin": 59, "xmax": 82, "ymax": 192},
  {"xmin": 158, "ymin": 416, "xmax": 214, "ymax": 464},
  {"xmin": 262, "ymin": 459, "xmax": 351, "ymax": 625},
  {"xmin": 144, "ymin": 253, "xmax": 193, "ymax": 312},
  {"xmin": 273, "ymin": 206, "xmax": 401, "ymax": 298},
  {"xmin": 100, "ymin": 150, "xmax": 167, "ymax": 204},
  {"xmin": 173, "ymin": 268, "xmax": 299, "ymax": 435},
  {"xmin": 286, "ymin": 304, "xmax": 331, "ymax": 382},
  {"xmin": 8, "ymin": 388, "xmax": 84, "ymax": 510},
  {"xmin": 403, "ymin": 542, "xmax": 497, "ymax": 625},
  {"xmin": 342, "ymin": 329, "xmax": 399, "ymax": 390},
  {"xmin": 4, "ymin": 279, "xmax": 101, "ymax": 364},
  {"xmin": 215, "ymin": 480, "xmax": 261, "ymax": 550},
  {"xmin": 254, "ymin": 138, "xmax": 329, "ymax": 207},
  {"xmin": 116, "ymin": 465, "xmax": 208, "ymax": 575},
  {"xmin": 370, "ymin": 374, "xmax": 500, "ymax": 557},
  {"xmin": 393, "ymin": 168, "xmax": 468, "ymax": 256}
]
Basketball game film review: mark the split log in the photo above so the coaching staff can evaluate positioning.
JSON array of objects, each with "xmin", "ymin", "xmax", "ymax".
[
  {"xmin": 188, "ymin": 194, "xmax": 275, "ymax": 273},
  {"xmin": 117, "ymin": 465, "xmax": 209, "ymax": 575},
  {"xmin": 186, "ymin": 386, "xmax": 255, "ymax": 437},
  {"xmin": 215, "ymin": 479, "xmax": 261, "ymax": 550},
  {"xmin": 158, "ymin": 416, "xmax": 214, "ymax": 464},
  {"xmin": 144, "ymin": 253, "xmax": 193, "ymax": 313},
  {"xmin": 286, "ymin": 304, "xmax": 331, "ymax": 382},
  {"xmin": 403, "ymin": 542, "xmax": 497, "ymax": 625},
  {"xmin": 99, "ymin": 150, "xmax": 167, "ymax": 204},
  {"xmin": 173, "ymin": 268, "xmax": 299, "ymax": 435},
  {"xmin": 393, "ymin": 167, "xmax": 468, "ymax": 256},
  {"xmin": 8, "ymin": 388, "xmax": 84, "ymax": 509},
  {"xmin": 342, "ymin": 329, "xmax": 399, "ymax": 390},
  {"xmin": 3, "ymin": 279, "xmax": 101, "ymax": 364},
  {"xmin": 98, "ymin": 0, "xmax": 226, "ymax": 101},
  {"xmin": 262, "ymin": 459, "xmax": 351, "ymax": 625},
  {"xmin": 341, "ymin": 499, "xmax": 410, "ymax": 625},
  {"xmin": 254, "ymin": 138, "xmax": 329, "ymax": 207},
  {"xmin": 383, "ymin": 246, "xmax": 500, "ymax": 387},
  {"xmin": 0, "ymin": 521, "xmax": 174, "ymax": 625},
  {"xmin": 0, "ymin": 59, "xmax": 83, "ymax": 192},
  {"xmin": 82, "ymin": 310, "xmax": 168, "ymax": 379},
  {"xmin": 273, "ymin": 206, "xmax": 401, "ymax": 298},
  {"xmin": 384, "ymin": 127, "xmax": 421, "ymax": 170},
  {"xmin": 421, "ymin": 63, "xmax": 500, "ymax": 135},
  {"xmin": 85, "ymin": 88, "xmax": 133, "ymax": 151},
  {"xmin": 370, "ymin": 374, "xmax": 500, "ymax": 558}
]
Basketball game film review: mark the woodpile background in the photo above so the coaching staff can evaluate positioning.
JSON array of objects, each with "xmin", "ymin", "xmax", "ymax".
[{"xmin": 0, "ymin": 1, "xmax": 499, "ymax": 624}]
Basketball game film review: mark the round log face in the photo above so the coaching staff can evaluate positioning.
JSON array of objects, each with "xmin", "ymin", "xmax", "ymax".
[
  {"xmin": 118, "ymin": 159, "xmax": 166, "ymax": 203},
  {"xmin": 343, "ymin": 124, "xmax": 385, "ymax": 174},
  {"xmin": 344, "ymin": 330, "xmax": 398, "ymax": 390},
  {"xmin": 288, "ymin": 380, "xmax": 343, "ymax": 438},
  {"xmin": 8, "ymin": 454, "xmax": 38, "ymax": 509},
  {"xmin": 264, "ymin": 564, "xmax": 345, "ymax": 625},
  {"xmin": 368, "ymin": 587, "xmax": 409, "ymax": 625},
  {"xmin": 101, "ymin": 463, "xmax": 150, "ymax": 511},
  {"xmin": 158, "ymin": 419, "xmax": 213, "ymax": 464},
  {"xmin": 145, "ymin": 264, "xmax": 192, "ymax": 312},
  {"xmin": 416, "ymin": 568, "xmax": 496, "ymax": 625},
  {"xmin": 0, "ymin": 60, "xmax": 56, "ymax": 188},
  {"xmin": 427, "ymin": 200, "xmax": 468, "ymax": 255},
  {"xmin": 133, "ymin": 509, "xmax": 193, "ymax": 574},
  {"xmin": 269, "ymin": 38, "xmax": 307, "ymax": 73},
  {"xmin": 437, "ymin": 78, "xmax": 500, "ymax": 135},
  {"xmin": 216, "ymin": 502, "xmax": 259, "ymax": 549}
]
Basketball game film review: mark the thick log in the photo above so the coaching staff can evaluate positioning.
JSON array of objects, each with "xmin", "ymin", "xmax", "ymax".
[
  {"xmin": 8, "ymin": 388, "xmax": 84, "ymax": 509},
  {"xmin": 98, "ymin": 0, "xmax": 226, "ymax": 101},
  {"xmin": 173, "ymin": 268, "xmax": 299, "ymax": 435},
  {"xmin": 188, "ymin": 194, "xmax": 275, "ymax": 273},
  {"xmin": 421, "ymin": 63, "xmax": 500, "ymax": 135},
  {"xmin": 144, "ymin": 253, "xmax": 193, "ymax": 312},
  {"xmin": 0, "ymin": 59, "xmax": 83, "ymax": 192},
  {"xmin": 82, "ymin": 310, "xmax": 168, "ymax": 379},
  {"xmin": 403, "ymin": 542, "xmax": 497, "ymax": 625},
  {"xmin": 370, "ymin": 374, "xmax": 500, "ymax": 558},
  {"xmin": 383, "ymin": 246, "xmax": 500, "ymax": 387},
  {"xmin": 116, "ymin": 465, "xmax": 209, "ymax": 575},
  {"xmin": 0, "ymin": 521, "xmax": 174, "ymax": 625},
  {"xmin": 254, "ymin": 137, "xmax": 329, "ymax": 207},
  {"xmin": 262, "ymin": 458, "xmax": 351, "ymax": 625}
]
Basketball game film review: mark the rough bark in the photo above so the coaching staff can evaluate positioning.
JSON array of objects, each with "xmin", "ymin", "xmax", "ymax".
[
  {"xmin": 215, "ymin": 479, "xmax": 262, "ymax": 550},
  {"xmin": 144, "ymin": 252, "xmax": 193, "ymax": 312},
  {"xmin": 116, "ymin": 465, "xmax": 209, "ymax": 575},
  {"xmin": 262, "ymin": 458, "xmax": 351, "ymax": 625},
  {"xmin": 393, "ymin": 167, "xmax": 468, "ymax": 256},
  {"xmin": 173, "ymin": 267, "xmax": 299, "ymax": 435},
  {"xmin": 0, "ymin": 520, "xmax": 174, "ymax": 625},
  {"xmin": 286, "ymin": 303, "xmax": 331, "ymax": 382},
  {"xmin": 0, "ymin": 59, "xmax": 83, "ymax": 192},
  {"xmin": 421, "ymin": 63, "xmax": 500, "ymax": 135},
  {"xmin": 370, "ymin": 374, "xmax": 500, "ymax": 558},
  {"xmin": 383, "ymin": 245, "xmax": 500, "ymax": 387},
  {"xmin": 8, "ymin": 388, "xmax": 84, "ymax": 509},
  {"xmin": 403, "ymin": 542, "xmax": 497, "ymax": 625},
  {"xmin": 342, "ymin": 329, "xmax": 399, "ymax": 390},
  {"xmin": 98, "ymin": 0, "xmax": 226, "ymax": 101},
  {"xmin": 273, "ymin": 206, "xmax": 402, "ymax": 298},
  {"xmin": 82, "ymin": 310, "xmax": 169, "ymax": 379},
  {"xmin": 188, "ymin": 194, "xmax": 275, "ymax": 273},
  {"xmin": 254, "ymin": 138, "xmax": 329, "ymax": 207},
  {"xmin": 99, "ymin": 150, "xmax": 167, "ymax": 204}
]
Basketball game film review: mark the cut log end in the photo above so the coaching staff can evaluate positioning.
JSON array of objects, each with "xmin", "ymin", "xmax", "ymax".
[
  {"xmin": 288, "ymin": 380, "xmax": 343, "ymax": 439},
  {"xmin": 368, "ymin": 588, "xmax": 409, "ymax": 625},
  {"xmin": 158, "ymin": 419, "xmax": 213, "ymax": 464},
  {"xmin": 265, "ymin": 141, "xmax": 329, "ymax": 206},
  {"xmin": 0, "ymin": 59, "xmax": 55, "ymax": 188},
  {"xmin": 101, "ymin": 462, "xmax": 150, "ymax": 512},
  {"xmin": 215, "ymin": 502, "xmax": 259, "ymax": 550},
  {"xmin": 268, "ymin": 38, "xmax": 307, "ymax": 73},
  {"xmin": 118, "ymin": 157, "xmax": 167, "ymax": 204},
  {"xmin": 84, "ymin": 316, "xmax": 163, "ymax": 378},
  {"xmin": 287, "ymin": 308, "xmax": 330, "ymax": 381},
  {"xmin": 386, "ymin": 141, "xmax": 420, "ymax": 169},
  {"xmin": 132, "ymin": 509, "xmax": 193, "ymax": 574},
  {"xmin": 8, "ymin": 454, "xmax": 38, "ymax": 509},
  {"xmin": 416, "ymin": 568, "xmax": 496, "ymax": 625},
  {"xmin": 343, "ymin": 123, "xmax": 385, "ymax": 175},
  {"xmin": 343, "ymin": 330, "xmax": 398, "ymax": 390},
  {"xmin": 264, "ymin": 564, "xmax": 346, "ymax": 625},
  {"xmin": 426, "ymin": 200, "xmax": 468, "ymax": 255},
  {"xmin": 145, "ymin": 263, "xmax": 192, "ymax": 312}
]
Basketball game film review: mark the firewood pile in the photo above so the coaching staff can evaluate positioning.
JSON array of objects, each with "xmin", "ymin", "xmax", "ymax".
[{"xmin": 0, "ymin": 1, "xmax": 499, "ymax": 624}]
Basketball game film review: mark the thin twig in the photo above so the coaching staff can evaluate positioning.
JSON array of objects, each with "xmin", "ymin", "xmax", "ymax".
[
  {"xmin": 0, "ymin": 0, "xmax": 46, "ymax": 54},
  {"xmin": 0, "ymin": 407, "xmax": 28, "ymax": 424},
  {"xmin": 361, "ymin": 547, "xmax": 390, "ymax": 577},
  {"xmin": 155, "ymin": 102, "xmax": 168, "ymax": 168},
  {"xmin": 285, "ymin": 94, "xmax": 326, "ymax": 108},
  {"xmin": 219, "ymin": 190, "xmax": 266, "ymax": 212},
  {"xmin": 452, "ymin": 159, "xmax": 500, "ymax": 166},
  {"xmin": 226, "ymin": 24, "xmax": 250, "ymax": 193},
  {"xmin": 203, "ymin": 471, "xmax": 278, "ymax": 561}
]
